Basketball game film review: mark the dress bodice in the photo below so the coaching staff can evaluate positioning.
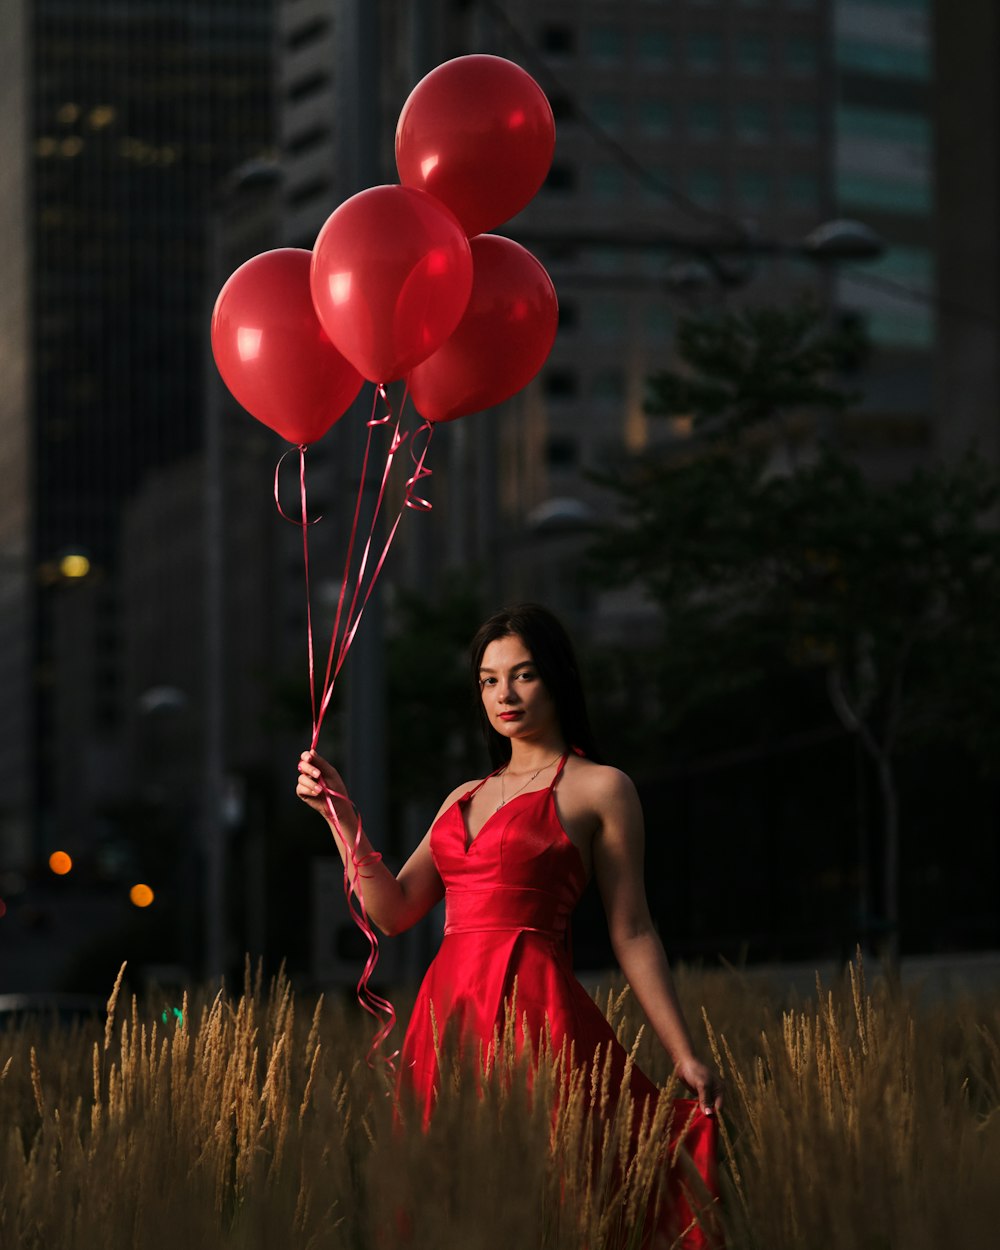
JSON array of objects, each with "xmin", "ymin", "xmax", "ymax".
[{"xmin": 430, "ymin": 758, "xmax": 587, "ymax": 942}]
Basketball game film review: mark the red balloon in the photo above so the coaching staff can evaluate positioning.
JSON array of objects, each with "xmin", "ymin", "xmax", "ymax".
[
  {"xmin": 407, "ymin": 235, "xmax": 558, "ymax": 424},
  {"xmin": 396, "ymin": 55, "xmax": 555, "ymax": 238},
  {"xmin": 310, "ymin": 185, "xmax": 473, "ymax": 384},
  {"xmin": 211, "ymin": 248, "xmax": 363, "ymax": 444}
]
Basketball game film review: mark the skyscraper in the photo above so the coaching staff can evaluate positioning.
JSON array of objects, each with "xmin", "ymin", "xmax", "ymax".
[{"xmin": 0, "ymin": 0, "xmax": 273, "ymax": 875}]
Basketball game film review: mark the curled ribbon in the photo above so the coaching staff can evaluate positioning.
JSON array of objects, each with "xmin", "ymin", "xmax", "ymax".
[
  {"xmin": 319, "ymin": 782, "xmax": 399, "ymax": 1069},
  {"xmin": 404, "ymin": 420, "xmax": 435, "ymax": 513}
]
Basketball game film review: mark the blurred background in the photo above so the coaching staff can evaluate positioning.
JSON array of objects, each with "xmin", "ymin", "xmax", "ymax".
[{"xmin": 1, "ymin": 0, "xmax": 997, "ymax": 1000}]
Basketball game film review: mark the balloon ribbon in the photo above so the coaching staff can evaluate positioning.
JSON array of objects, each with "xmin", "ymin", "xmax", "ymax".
[{"xmin": 274, "ymin": 386, "xmax": 435, "ymax": 1067}]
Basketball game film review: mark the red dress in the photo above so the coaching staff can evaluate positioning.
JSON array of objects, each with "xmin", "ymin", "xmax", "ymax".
[{"xmin": 399, "ymin": 755, "xmax": 719, "ymax": 1248}]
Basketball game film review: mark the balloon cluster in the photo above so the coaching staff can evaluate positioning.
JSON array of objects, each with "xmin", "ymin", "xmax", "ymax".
[
  {"xmin": 211, "ymin": 55, "xmax": 559, "ymax": 442},
  {"xmin": 207, "ymin": 58, "xmax": 558, "ymax": 1066}
]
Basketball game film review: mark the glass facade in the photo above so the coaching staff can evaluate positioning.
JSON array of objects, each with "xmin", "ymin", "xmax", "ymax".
[
  {"xmin": 834, "ymin": 0, "xmax": 934, "ymax": 354},
  {"xmin": 26, "ymin": 0, "xmax": 273, "ymax": 853},
  {"xmin": 836, "ymin": 39, "xmax": 930, "ymax": 78},
  {"xmin": 736, "ymin": 34, "xmax": 770, "ymax": 76},
  {"xmin": 686, "ymin": 33, "xmax": 723, "ymax": 73},
  {"xmin": 689, "ymin": 99, "xmax": 722, "ymax": 138},
  {"xmin": 586, "ymin": 25, "xmax": 626, "ymax": 60},
  {"xmin": 640, "ymin": 98, "xmax": 673, "ymax": 134},
  {"xmin": 32, "ymin": 0, "xmax": 272, "ymax": 564}
]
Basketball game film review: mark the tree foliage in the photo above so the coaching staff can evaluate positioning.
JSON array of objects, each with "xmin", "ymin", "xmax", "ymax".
[{"xmin": 588, "ymin": 303, "xmax": 1000, "ymax": 959}]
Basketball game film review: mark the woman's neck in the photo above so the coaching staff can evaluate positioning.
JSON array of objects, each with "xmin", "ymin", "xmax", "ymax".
[{"xmin": 505, "ymin": 737, "xmax": 567, "ymax": 775}]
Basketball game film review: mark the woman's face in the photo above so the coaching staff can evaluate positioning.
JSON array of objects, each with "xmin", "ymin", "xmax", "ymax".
[{"xmin": 478, "ymin": 634, "xmax": 559, "ymax": 744}]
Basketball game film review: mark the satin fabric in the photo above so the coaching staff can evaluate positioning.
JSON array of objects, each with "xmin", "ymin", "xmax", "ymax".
[{"xmin": 399, "ymin": 757, "xmax": 720, "ymax": 1248}]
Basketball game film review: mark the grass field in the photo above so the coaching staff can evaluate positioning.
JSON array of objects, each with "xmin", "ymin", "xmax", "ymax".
[{"xmin": 2, "ymin": 956, "xmax": 997, "ymax": 1248}]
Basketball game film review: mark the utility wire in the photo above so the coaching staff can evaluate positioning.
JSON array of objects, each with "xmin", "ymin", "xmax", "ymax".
[
  {"xmin": 842, "ymin": 269, "xmax": 995, "ymax": 326},
  {"xmin": 479, "ymin": 0, "xmax": 994, "ymax": 327},
  {"xmin": 479, "ymin": 0, "xmax": 749, "ymax": 242}
]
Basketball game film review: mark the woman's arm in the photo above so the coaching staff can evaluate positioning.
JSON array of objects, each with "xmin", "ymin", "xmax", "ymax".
[
  {"xmin": 296, "ymin": 750, "xmax": 447, "ymax": 937},
  {"xmin": 591, "ymin": 768, "xmax": 723, "ymax": 1115}
]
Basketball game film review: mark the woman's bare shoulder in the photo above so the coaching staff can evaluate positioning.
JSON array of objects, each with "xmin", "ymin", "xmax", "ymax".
[{"xmin": 564, "ymin": 757, "xmax": 638, "ymax": 806}]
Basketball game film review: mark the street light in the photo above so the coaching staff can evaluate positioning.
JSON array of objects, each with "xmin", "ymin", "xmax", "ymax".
[{"xmin": 801, "ymin": 219, "xmax": 886, "ymax": 263}]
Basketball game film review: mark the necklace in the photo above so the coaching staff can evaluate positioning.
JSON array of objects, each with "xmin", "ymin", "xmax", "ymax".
[{"xmin": 496, "ymin": 754, "xmax": 562, "ymax": 811}]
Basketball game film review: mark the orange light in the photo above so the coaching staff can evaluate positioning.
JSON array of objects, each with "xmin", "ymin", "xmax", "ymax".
[
  {"xmin": 49, "ymin": 851, "xmax": 73, "ymax": 875},
  {"xmin": 129, "ymin": 883, "xmax": 154, "ymax": 908}
]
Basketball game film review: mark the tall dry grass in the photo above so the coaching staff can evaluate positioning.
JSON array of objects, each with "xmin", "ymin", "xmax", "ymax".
[{"xmin": 1, "ymin": 957, "xmax": 997, "ymax": 1249}]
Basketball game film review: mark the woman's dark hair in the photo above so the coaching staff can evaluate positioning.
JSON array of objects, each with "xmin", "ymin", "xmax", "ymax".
[{"xmin": 469, "ymin": 603, "xmax": 603, "ymax": 766}]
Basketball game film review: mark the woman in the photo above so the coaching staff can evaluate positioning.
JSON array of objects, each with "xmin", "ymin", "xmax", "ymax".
[{"xmin": 297, "ymin": 604, "xmax": 721, "ymax": 1241}]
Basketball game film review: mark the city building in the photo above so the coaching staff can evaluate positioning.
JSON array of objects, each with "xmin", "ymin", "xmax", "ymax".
[
  {"xmin": 933, "ymin": 0, "xmax": 1000, "ymax": 462},
  {"xmin": 0, "ymin": 0, "xmax": 273, "ymax": 980},
  {"xmin": 3, "ymin": 0, "xmax": 996, "ymax": 982},
  {"xmin": 832, "ymin": 0, "xmax": 936, "ymax": 470}
]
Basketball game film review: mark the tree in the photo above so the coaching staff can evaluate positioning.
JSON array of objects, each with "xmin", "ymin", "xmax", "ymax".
[{"xmin": 588, "ymin": 304, "xmax": 1000, "ymax": 966}]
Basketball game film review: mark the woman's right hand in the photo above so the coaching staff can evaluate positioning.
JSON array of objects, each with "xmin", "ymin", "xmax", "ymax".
[{"xmin": 296, "ymin": 750, "xmax": 348, "ymax": 822}]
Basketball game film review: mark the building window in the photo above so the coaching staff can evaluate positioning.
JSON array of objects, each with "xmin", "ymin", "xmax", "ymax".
[
  {"xmin": 546, "ymin": 436, "xmax": 578, "ymax": 468},
  {"xmin": 687, "ymin": 33, "xmax": 723, "ymax": 73},
  {"xmin": 786, "ymin": 170, "xmax": 820, "ymax": 209},
  {"xmin": 544, "ymin": 370, "xmax": 579, "ymax": 399},
  {"xmin": 689, "ymin": 168, "xmax": 724, "ymax": 206},
  {"xmin": 736, "ymin": 100, "xmax": 771, "ymax": 143},
  {"xmin": 286, "ymin": 72, "xmax": 326, "ymax": 103},
  {"xmin": 737, "ymin": 169, "xmax": 773, "ymax": 208},
  {"xmin": 836, "ymin": 39, "xmax": 931, "ymax": 81},
  {"xmin": 644, "ymin": 305, "xmax": 673, "ymax": 338},
  {"xmin": 541, "ymin": 25, "xmax": 575, "ymax": 55},
  {"xmin": 587, "ymin": 246, "xmax": 621, "ymax": 272},
  {"xmin": 860, "ymin": 310, "xmax": 933, "ymax": 349},
  {"xmin": 590, "ymin": 93, "xmax": 624, "ymax": 131},
  {"xmin": 787, "ymin": 102, "xmax": 819, "ymax": 142},
  {"xmin": 736, "ymin": 34, "xmax": 769, "ymax": 76},
  {"xmin": 287, "ymin": 176, "xmax": 329, "ymax": 208},
  {"xmin": 840, "ymin": 244, "xmax": 934, "ymax": 348},
  {"xmin": 587, "ymin": 25, "xmax": 626, "ymax": 61},
  {"xmin": 637, "ymin": 30, "xmax": 671, "ymax": 64},
  {"xmin": 640, "ymin": 98, "xmax": 672, "ymax": 136},
  {"xmin": 286, "ymin": 17, "xmax": 327, "ymax": 51},
  {"xmin": 835, "ymin": 104, "xmax": 930, "ymax": 146},
  {"xmin": 544, "ymin": 163, "xmax": 578, "ymax": 193},
  {"xmin": 558, "ymin": 303, "xmax": 579, "ymax": 332},
  {"xmin": 689, "ymin": 99, "xmax": 722, "ymax": 139},
  {"xmin": 592, "ymin": 164, "xmax": 625, "ymax": 198},
  {"xmin": 836, "ymin": 172, "xmax": 931, "ymax": 214},
  {"xmin": 590, "ymin": 297, "xmax": 628, "ymax": 338},
  {"xmin": 785, "ymin": 36, "xmax": 819, "ymax": 76},
  {"xmin": 549, "ymin": 94, "xmax": 576, "ymax": 122},
  {"xmin": 287, "ymin": 125, "xmax": 327, "ymax": 156},
  {"xmin": 591, "ymin": 368, "xmax": 625, "ymax": 400}
]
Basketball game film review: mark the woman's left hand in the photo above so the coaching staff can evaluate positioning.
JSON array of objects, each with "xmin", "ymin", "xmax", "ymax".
[{"xmin": 675, "ymin": 1054, "xmax": 724, "ymax": 1117}]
